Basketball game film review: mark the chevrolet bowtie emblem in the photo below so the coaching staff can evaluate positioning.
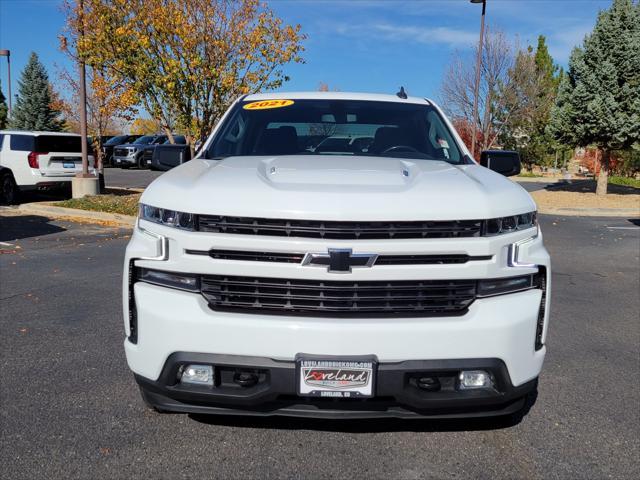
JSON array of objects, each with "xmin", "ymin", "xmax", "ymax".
[{"xmin": 302, "ymin": 248, "xmax": 378, "ymax": 273}]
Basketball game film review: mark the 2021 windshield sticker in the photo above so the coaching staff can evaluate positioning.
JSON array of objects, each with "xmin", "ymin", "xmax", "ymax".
[{"xmin": 243, "ymin": 99, "xmax": 295, "ymax": 110}]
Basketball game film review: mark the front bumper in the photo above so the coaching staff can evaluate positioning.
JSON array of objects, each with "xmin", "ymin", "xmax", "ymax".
[
  {"xmin": 114, "ymin": 153, "xmax": 137, "ymax": 165},
  {"xmin": 125, "ymin": 282, "xmax": 546, "ymax": 386},
  {"xmin": 136, "ymin": 353, "xmax": 537, "ymax": 419}
]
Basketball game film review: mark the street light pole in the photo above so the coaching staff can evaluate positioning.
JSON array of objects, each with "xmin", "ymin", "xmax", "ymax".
[
  {"xmin": 470, "ymin": 0, "xmax": 486, "ymax": 160},
  {"xmin": 71, "ymin": 0, "xmax": 99, "ymax": 198},
  {"xmin": 0, "ymin": 49, "xmax": 11, "ymax": 116},
  {"xmin": 78, "ymin": 0, "xmax": 89, "ymax": 176}
]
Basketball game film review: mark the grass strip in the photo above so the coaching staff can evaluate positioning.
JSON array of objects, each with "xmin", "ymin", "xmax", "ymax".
[{"xmin": 56, "ymin": 193, "xmax": 141, "ymax": 217}]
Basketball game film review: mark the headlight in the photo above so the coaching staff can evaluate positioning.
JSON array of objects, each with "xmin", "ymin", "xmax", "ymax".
[
  {"xmin": 477, "ymin": 274, "xmax": 540, "ymax": 297},
  {"xmin": 139, "ymin": 203, "xmax": 195, "ymax": 230},
  {"xmin": 137, "ymin": 268, "xmax": 199, "ymax": 292},
  {"xmin": 483, "ymin": 211, "xmax": 537, "ymax": 236}
]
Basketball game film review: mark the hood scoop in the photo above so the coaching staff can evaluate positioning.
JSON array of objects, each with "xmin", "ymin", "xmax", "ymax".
[{"xmin": 258, "ymin": 156, "xmax": 417, "ymax": 187}]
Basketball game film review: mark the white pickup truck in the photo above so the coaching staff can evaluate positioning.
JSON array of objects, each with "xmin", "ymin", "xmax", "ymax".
[
  {"xmin": 123, "ymin": 92, "xmax": 551, "ymax": 420},
  {"xmin": 0, "ymin": 131, "xmax": 96, "ymax": 203}
]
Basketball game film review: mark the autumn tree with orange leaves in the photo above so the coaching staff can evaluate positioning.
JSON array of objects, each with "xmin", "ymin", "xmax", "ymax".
[
  {"xmin": 65, "ymin": 0, "xmax": 305, "ymax": 156},
  {"xmin": 61, "ymin": 1, "xmax": 138, "ymax": 167}
]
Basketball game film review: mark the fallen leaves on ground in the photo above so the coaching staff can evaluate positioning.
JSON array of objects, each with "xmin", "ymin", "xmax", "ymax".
[{"xmin": 56, "ymin": 193, "xmax": 141, "ymax": 217}]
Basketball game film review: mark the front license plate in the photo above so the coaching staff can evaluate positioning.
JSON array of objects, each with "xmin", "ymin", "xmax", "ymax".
[
  {"xmin": 63, "ymin": 162, "xmax": 75, "ymax": 168},
  {"xmin": 296, "ymin": 355, "xmax": 376, "ymax": 398}
]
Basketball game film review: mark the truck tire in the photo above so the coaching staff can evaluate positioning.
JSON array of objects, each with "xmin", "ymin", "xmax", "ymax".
[
  {"xmin": 137, "ymin": 155, "xmax": 147, "ymax": 169},
  {"xmin": 0, "ymin": 171, "xmax": 19, "ymax": 205}
]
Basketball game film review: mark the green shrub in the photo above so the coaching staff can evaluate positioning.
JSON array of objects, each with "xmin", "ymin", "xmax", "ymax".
[{"xmin": 608, "ymin": 176, "xmax": 640, "ymax": 188}]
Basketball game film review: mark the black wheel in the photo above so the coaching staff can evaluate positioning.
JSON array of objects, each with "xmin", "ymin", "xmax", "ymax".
[
  {"xmin": 137, "ymin": 155, "xmax": 147, "ymax": 169},
  {"xmin": 0, "ymin": 172, "xmax": 19, "ymax": 205}
]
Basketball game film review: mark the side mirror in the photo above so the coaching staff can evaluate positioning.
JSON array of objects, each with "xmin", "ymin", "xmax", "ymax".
[
  {"xmin": 152, "ymin": 144, "xmax": 192, "ymax": 170},
  {"xmin": 480, "ymin": 150, "xmax": 521, "ymax": 177}
]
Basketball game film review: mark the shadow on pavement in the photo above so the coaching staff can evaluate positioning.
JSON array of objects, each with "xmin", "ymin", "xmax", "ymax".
[
  {"xmin": 13, "ymin": 190, "xmax": 68, "ymax": 205},
  {"xmin": 547, "ymin": 179, "xmax": 640, "ymax": 195},
  {"xmin": 0, "ymin": 214, "xmax": 67, "ymax": 242}
]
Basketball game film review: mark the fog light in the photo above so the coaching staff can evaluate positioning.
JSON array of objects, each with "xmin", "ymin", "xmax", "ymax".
[
  {"xmin": 458, "ymin": 370, "xmax": 493, "ymax": 390},
  {"xmin": 180, "ymin": 364, "xmax": 213, "ymax": 386}
]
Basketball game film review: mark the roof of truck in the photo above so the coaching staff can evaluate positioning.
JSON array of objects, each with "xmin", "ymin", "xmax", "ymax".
[
  {"xmin": 243, "ymin": 91, "xmax": 433, "ymax": 106},
  {"xmin": 0, "ymin": 130, "xmax": 82, "ymax": 136}
]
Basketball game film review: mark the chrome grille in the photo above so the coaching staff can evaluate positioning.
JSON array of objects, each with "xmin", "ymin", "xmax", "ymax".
[
  {"xmin": 185, "ymin": 249, "xmax": 492, "ymax": 265},
  {"xmin": 201, "ymin": 275, "xmax": 477, "ymax": 316}
]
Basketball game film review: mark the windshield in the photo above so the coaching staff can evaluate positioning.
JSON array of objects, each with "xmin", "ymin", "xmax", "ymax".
[
  {"xmin": 105, "ymin": 135, "xmax": 128, "ymax": 145},
  {"xmin": 133, "ymin": 135, "xmax": 156, "ymax": 145},
  {"xmin": 206, "ymin": 99, "xmax": 464, "ymax": 163}
]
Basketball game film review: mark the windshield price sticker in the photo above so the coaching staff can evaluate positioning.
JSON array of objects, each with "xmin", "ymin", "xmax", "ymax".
[
  {"xmin": 243, "ymin": 99, "xmax": 295, "ymax": 110},
  {"xmin": 298, "ymin": 359, "xmax": 375, "ymax": 398}
]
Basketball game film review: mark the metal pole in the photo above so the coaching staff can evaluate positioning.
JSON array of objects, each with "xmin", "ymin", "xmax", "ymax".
[
  {"xmin": 78, "ymin": 0, "xmax": 89, "ymax": 176},
  {"xmin": 0, "ymin": 49, "xmax": 10, "ymax": 116},
  {"xmin": 6, "ymin": 52, "xmax": 10, "ymax": 116},
  {"xmin": 470, "ymin": 0, "xmax": 486, "ymax": 160}
]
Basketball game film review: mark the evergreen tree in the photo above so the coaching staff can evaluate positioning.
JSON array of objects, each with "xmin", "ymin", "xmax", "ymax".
[
  {"xmin": 549, "ymin": 0, "xmax": 640, "ymax": 195},
  {"xmin": 528, "ymin": 36, "xmax": 562, "ymax": 167},
  {"xmin": 0, "ymin": 80, "xmax": 7, "ymax": 129},
  {"xmin": 497, "ymin": 36, "xmax": 562, "ymax": 169},
  {"xmin": 8, "ymin": 52, "xmax": 63, "ymax": 131}
]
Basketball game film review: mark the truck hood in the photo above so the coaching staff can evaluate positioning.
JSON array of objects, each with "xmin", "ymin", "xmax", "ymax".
[{"xmin": 142, "ymin": 155, "xmax": 536, "ymax": 221}]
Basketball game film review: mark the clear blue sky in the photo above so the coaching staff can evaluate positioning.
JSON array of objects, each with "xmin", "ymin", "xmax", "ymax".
[{"xmin": 0, "ymin": 0, "xmax": 611, "ymax": 104}]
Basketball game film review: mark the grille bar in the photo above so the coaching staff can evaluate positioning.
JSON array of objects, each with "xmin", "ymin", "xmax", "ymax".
[
  {"xmin": 201, "ymin": 275, "xmax": 477, "ymax": 316},
  {"xmin": 196, "ymin": 216, "xmax": 482, "ymax": 239},
  {"xmin": 185, "ymin": 249, "xmax": 493, "ymax": 266}
]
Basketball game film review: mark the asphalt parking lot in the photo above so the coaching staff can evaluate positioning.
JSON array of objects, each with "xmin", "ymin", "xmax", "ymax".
[
  {"xmin": 0, "ymin": 212, "xmax": 638, "ymax": 479},
  {"xmin": 104, "ymin": 167, "xmax": 164, "ymax": 189}
]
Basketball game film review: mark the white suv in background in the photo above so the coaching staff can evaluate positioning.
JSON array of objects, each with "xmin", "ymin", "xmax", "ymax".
[
  {"xmin": 0, "ymin": 131, "xmax": 96, "ymax": 204},
  {"xmin": 123, "ymin": 92, "xmax": 551, "ymax": 420}
]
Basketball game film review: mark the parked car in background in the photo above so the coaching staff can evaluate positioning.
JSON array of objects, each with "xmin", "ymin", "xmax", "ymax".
[
  {"xmin": 142, "ymin": 135, "xmax": 187, "ymax": 169},
  {"xmin": 150, "ymin": 140, "xmax": 191, "ymax": 171},
  {"xmin": 113, "ymin": 135, "xmax": 167, "ymax": 169},
  {"xmin": 0, "ymin": 130, "xmax": 96, "ymax": 204},
  {"xmin": 102, "ymin": 135, "xmax": 141, "ymax": 167}
]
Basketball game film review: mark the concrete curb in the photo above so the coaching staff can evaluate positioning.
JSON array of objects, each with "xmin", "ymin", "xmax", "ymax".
[
  {"xmin": 106, "ymin": 186, "xmax": 145, "ymax": 193},
  {"xmin": 514, "ymin": 177, "xmax": 563, "ymax": 184},
  {"xmin": 537, "ymin": 206, "xmax": 639, "ymax": 217},
  {"xmin": 17, "ymin": 203, "xmax": 136, "ymax": 228}
]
